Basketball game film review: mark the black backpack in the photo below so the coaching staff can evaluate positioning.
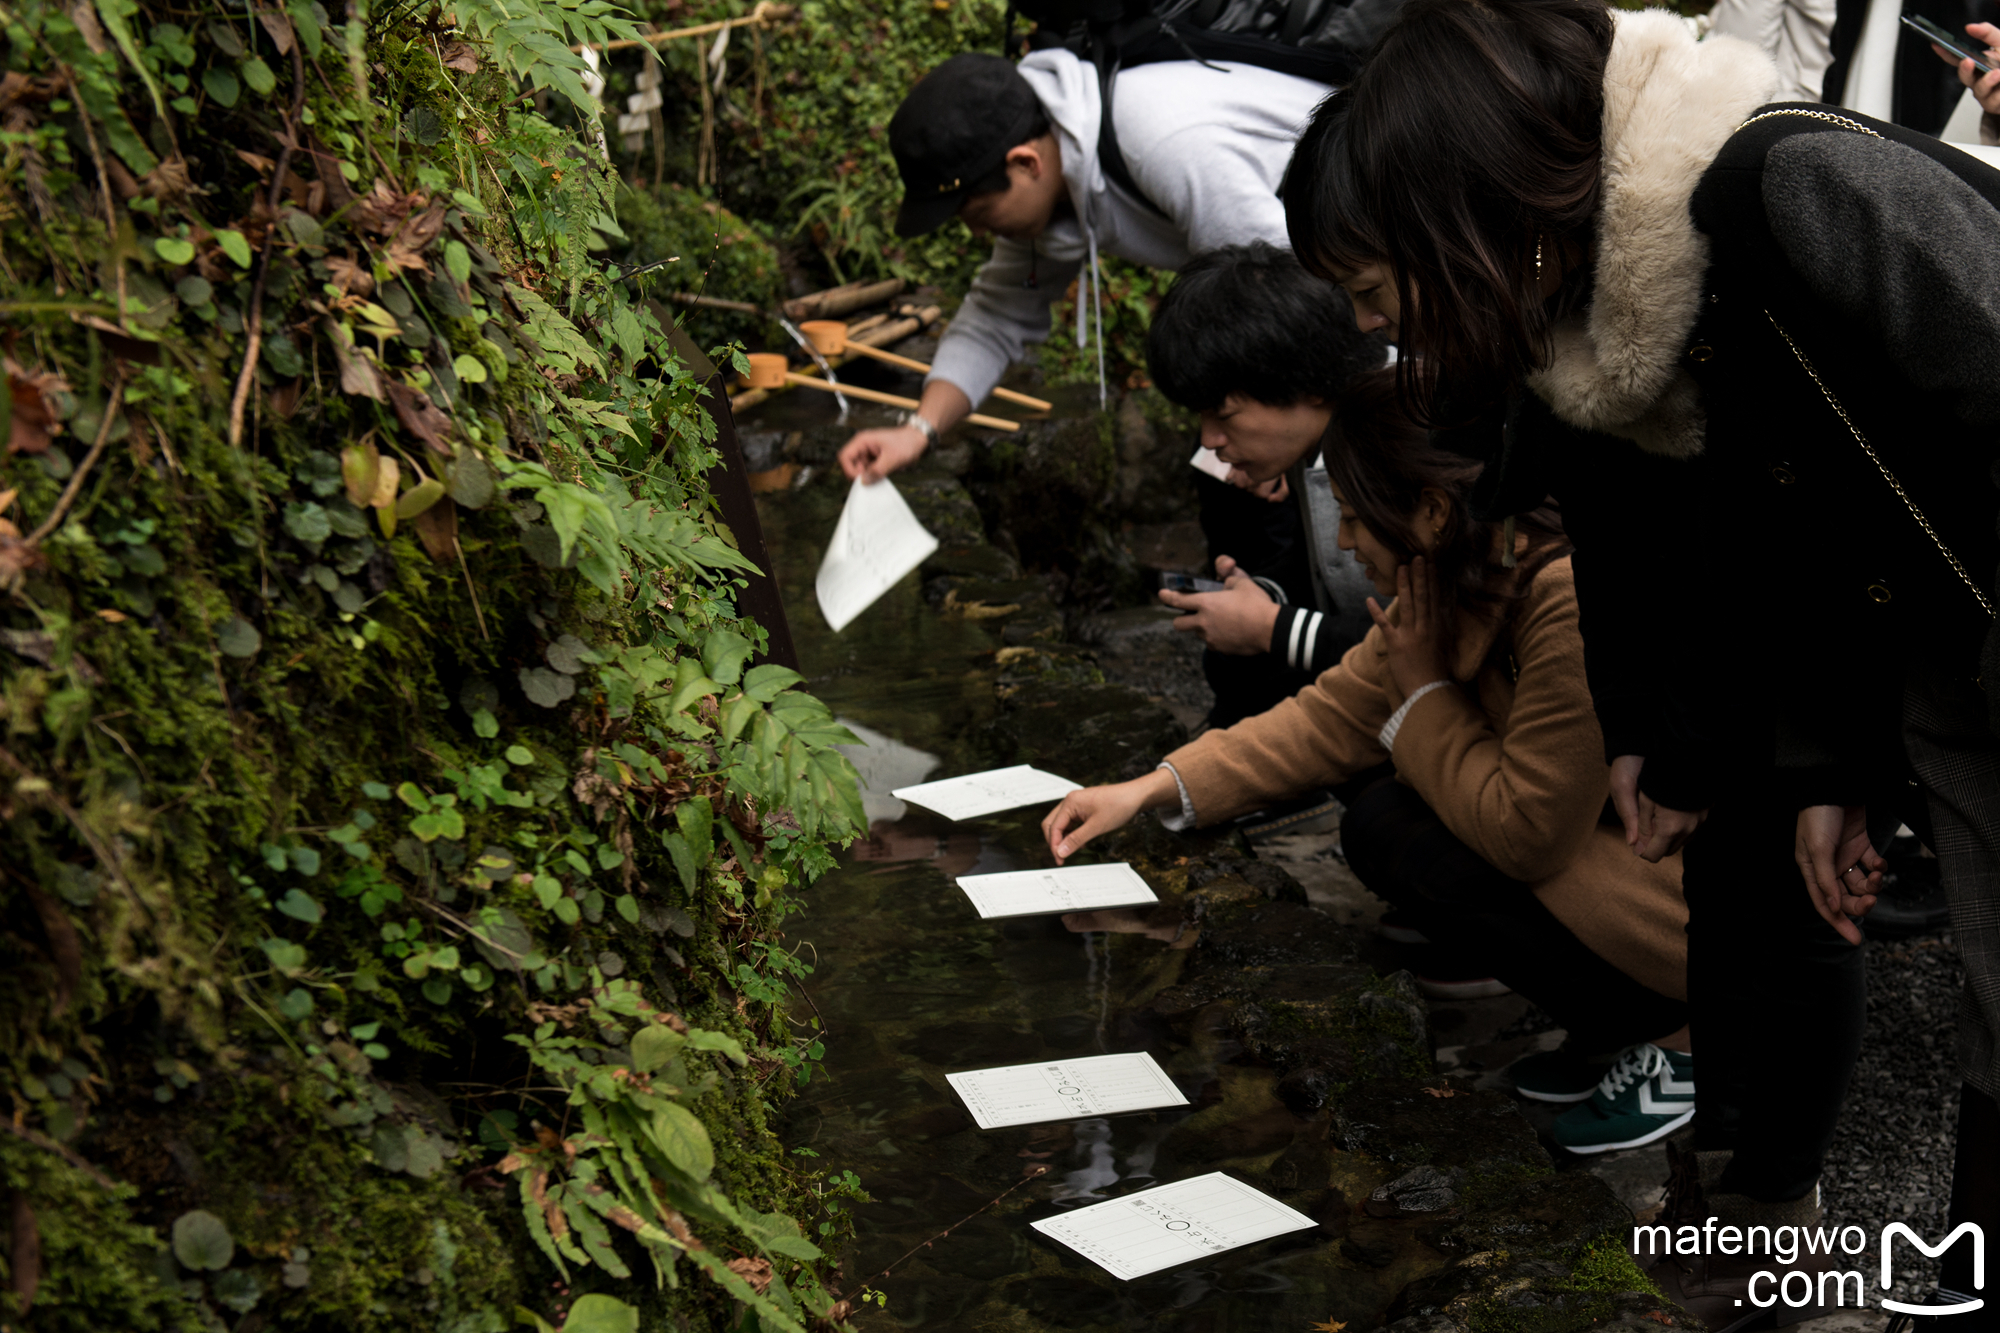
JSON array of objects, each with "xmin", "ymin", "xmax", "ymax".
[{"xmin": 1005, "ymin": 0, "xmax": 1401, "ymax": 214}]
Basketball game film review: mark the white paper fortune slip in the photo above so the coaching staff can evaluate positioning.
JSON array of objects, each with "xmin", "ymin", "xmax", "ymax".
[
  {"xmin": 947, "ymin": 1052, "xmax": 1189, "ymax": 1130},
  {"xmin": 892, "ymin": 764, "xmax": 1081, "ymax": 821},
  {"xmin": 815, "ymin": 477, "xmax": 939, "ymax": 633},
  {"xmin": 953, "ymin": 862, "xmax": 1157, "ymax": 920},
  {"xmin": 1031, "ymin": 1172, "xmax": 1317, "ymax": 1281},
  {"xmin": 1188, "ymin": 444, "xmax": 1235, "ymax": 483}
]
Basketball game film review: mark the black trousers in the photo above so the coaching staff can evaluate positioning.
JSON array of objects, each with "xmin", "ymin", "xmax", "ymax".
[
  {"xmin": 1339, "ymin": 776, "xmax": 1688, "ymax": 1056},
  {"xmin": 1682, "ymin": 792, "xmax": 1868, "ymax": 1202}
]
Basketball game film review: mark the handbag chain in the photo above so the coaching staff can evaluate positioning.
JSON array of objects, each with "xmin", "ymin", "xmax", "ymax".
[
  {"xmin": 1731, "ymin": 105, "xmax": 1992, "ymax": 618},
  {"xmin": 1765, "ymin": 312, "xmax": 1995, "ymax": 619}
]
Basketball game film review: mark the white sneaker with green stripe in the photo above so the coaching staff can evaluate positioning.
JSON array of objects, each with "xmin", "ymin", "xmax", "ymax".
[{"xmin": 1552, "ymin": 1043, "xmax": 1695, "ymax": 1154}]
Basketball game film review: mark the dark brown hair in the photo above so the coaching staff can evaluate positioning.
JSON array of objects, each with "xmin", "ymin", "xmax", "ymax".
[
  {"xmin": 1286, "ymin": 0, "xmax": 1613, "ymax": 417},
  {"xmin": 1323, "ymin": 369, "xmax": 1568, "ymax": 658}
]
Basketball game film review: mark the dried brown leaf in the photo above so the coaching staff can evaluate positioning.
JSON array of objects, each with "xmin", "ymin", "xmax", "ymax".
[
  {"xmin": 328, "ymin": 325, "xmax": 384, "ymax": 401},
  {"xmin": 258, "ymin": 12, "xmax": 295, "ymax": 54},
  {"xmin": 5, "ymin": 357, "xmax": 67, "ymax": 455},
  {"xmin": 412, "ymin": 494, "xmax": 457, "ymax": 563},
  {"xmin": 440, "ymin": 41, "xmax": 480, "ymax": 72},
  {"xmin": 606, "ymin": 1206, "xmax": 647, "ymax": 1233},
  {"xmin": 496, "ymin": 1153, "xmax": 527, "ymax": 1174},
  {"xmin": 236, "ymin": 149, "xmax": 277, "ymax": 174},
  {"xmin": 140, "ymin": 155, "xmax": 193, "ymax": 205},
  {"xmin": 325, "ymin": 255, "xmax": 374, "ymax": 297},
  {"xmin": 725, "ymin": 1257, "xmax": 773, "ymax": 1294},
  {"xmin": 384, "ymin": 379, "xmax": 452, "ymax": 453}
]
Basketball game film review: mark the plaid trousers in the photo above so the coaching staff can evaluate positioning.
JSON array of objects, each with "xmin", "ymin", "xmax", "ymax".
[{"xmin": 1903, "ymin": 665, "xmax": 2000, "ymax": 1100}]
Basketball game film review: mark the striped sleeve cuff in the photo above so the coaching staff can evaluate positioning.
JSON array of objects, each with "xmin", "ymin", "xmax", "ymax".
[{"xmin": 1271, "ymin": 605, "xmax": 1327, "ymax": 672}]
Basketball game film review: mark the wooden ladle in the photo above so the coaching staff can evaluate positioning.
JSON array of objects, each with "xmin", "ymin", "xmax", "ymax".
[
  {"xmin": 797, "ymin": 321, "xmax": 1054, "ymax": 413},
  {"xmin": 742, "ymin": 354, "xmax": 1020, "ymax": 433}
]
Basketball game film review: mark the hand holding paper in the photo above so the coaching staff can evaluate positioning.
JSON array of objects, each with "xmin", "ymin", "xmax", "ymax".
[{"xmin": 816, "ymin": 476, "xmax": 939, "ymax": 632}]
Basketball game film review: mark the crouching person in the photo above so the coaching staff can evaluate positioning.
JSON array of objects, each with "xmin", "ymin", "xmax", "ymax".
[
  {"xmin": 1042, "ymin": 371, "xmax": 1696, "ymax": 1153},
  {"xmin": 1145, "ymin": 242, "xmax": 1388, "ymax": 727}
]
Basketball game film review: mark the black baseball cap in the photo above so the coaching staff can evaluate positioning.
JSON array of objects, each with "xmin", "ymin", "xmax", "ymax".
[{"xmin": 889, "ymin": 54, "xmax": 1048, "ymax": 238}]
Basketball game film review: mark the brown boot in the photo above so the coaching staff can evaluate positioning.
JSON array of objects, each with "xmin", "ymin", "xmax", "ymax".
[{"xmin": 1642, "ymin": 1185, "xmax": 1860, "ymax": 1333}]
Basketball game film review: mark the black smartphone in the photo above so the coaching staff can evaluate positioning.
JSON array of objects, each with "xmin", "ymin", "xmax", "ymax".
[
  {"xmin": 1160, "ymin": 571, "xmax": 1226, "ymax": 594},
  {"xmin": 1904, "ymin": 14, "xmax": 1994, "ymax": 75}
]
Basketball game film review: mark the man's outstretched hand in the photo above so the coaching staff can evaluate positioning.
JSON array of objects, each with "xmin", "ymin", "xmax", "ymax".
[{"xmin": 837, "ymin": 425, "xmax": 929, "ymax": 483}]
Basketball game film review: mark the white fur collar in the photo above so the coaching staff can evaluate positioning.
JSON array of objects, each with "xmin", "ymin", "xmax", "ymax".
[{"xmin": 1526, "ymin": 10, "xmax": 1779, "ymax": 457}]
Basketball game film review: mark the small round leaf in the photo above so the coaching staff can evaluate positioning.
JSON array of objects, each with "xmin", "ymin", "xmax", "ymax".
[
  {"xmin": 172, "ymin": 1209, "xmax": 234, "ymax": 1271},
  {"xmin": 154, "ymin": 237, "xmax": 196, "ymax": 265}
]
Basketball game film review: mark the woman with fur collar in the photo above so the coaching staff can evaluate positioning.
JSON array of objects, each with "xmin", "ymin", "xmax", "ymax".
[{"xmin": 1285, "ymin": 0, "xmax": 2000, "ymax": 1326}]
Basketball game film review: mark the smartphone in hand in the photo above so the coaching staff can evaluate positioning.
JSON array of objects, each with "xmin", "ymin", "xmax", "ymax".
[
  {"xmin": 1160, "ymin": 572, "xmax": 1226, "ymax": 595},
  {"xmin": 1904, "ymin": 14, "xmax": 1995, "ymax": 75}
]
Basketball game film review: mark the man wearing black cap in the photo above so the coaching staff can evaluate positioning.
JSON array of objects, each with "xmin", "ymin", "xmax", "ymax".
[{"xmin": 837, "ymin": 48, "xmax": 1331, "ymax": 483}]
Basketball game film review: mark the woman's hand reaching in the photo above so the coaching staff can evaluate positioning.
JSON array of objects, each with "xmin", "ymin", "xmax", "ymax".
[
  {"xmin": 1365, "ymin": 556, "xmax": 1452, "ymax": 698},
  {"xmin": 1042, "ymin": 769, "xmax": 1179, "ymax": 864},
  {"xmin": 1608, "ymin": 754, "xmax": 1708, "ymax": 862}
]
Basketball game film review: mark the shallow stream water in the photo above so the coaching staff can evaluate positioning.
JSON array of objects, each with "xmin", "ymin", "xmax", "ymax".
[{"xmin": 748, "ymin": 428, "xmax": 1415, "ymax": 1333}]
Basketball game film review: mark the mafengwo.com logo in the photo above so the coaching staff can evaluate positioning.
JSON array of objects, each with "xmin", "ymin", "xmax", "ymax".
[{"xmin": 1631, "ymin": 1219, "xmax": 1984, "ymax": 1314}]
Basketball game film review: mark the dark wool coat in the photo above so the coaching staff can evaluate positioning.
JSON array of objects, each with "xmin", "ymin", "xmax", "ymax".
[{"xmin": 1478, "ymin": 11, "xmax": 2000, "ymax": 815}]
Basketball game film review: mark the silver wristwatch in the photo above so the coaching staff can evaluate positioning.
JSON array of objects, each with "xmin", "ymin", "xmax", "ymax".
[{"xmin": 899, "ymin": 411, "xmax": 939, "ymax": 447}]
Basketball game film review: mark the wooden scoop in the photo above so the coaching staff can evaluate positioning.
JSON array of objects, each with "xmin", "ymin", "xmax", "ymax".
[
  {"xmin": 796, "ymin": 321, "xmax": 1054, "ymax": 413},
  {"xmin": 741, "ymin": 354, "xmax": 1020, "ymax": 432}
]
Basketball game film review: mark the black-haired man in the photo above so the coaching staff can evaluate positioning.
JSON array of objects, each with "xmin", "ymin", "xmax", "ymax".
[
  {"xmin": 1147, "ymin": 243, "xmax": 1386, "ymax": 726},
  {"xmin": 836, "ymin": 49, "xmax": 1330, "ymax": 484}
]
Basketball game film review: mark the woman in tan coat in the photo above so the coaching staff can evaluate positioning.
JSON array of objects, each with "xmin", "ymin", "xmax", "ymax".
[{"xmin": 1044, "ymin": 370, "xmax": 1693, "ymax": 1154}]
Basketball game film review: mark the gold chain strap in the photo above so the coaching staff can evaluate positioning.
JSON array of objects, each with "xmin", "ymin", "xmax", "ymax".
[
  {"xmin": 1735, "ymin": 108, "xmax": 1886, "ymax": 138},
  {"xmin": 1732, "ymin": 107, "xmax": 1992, "ymax": 617},
  {"xmin": 1764, "ymin": 312, "xmax": 1996, "ymax": 618}
]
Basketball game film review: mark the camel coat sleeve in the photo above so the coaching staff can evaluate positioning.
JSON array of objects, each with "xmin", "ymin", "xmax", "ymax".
[
  {"xmin": 1387, "ymin": 560, "xmax": 1607, "ymax": 884},
  {"xmin": 1165, "ymin": 620, "xmax": 1403, "ymax": 824}
]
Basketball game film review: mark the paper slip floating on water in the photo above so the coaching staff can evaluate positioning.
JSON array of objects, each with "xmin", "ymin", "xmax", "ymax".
[
  {"xmin": 815, "ymin": 477, "xmax": 939, "ymax": 633},
  {"xmin": 952, "ymin": 862, "xmax": 1157, "ymax": 920},
  {"xmin": 947, "ymin": 1052, "xmax": 1188, "ymax": 1130},
  {"xmin": 1031, "ymin": 1172, "xmax": 1316, "ymax": 1280},
  {"xmin": 892, "ymin": 764, "xmax": 1081, "ymax": 821}
]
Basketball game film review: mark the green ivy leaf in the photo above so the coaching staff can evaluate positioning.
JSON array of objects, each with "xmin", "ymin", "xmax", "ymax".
[
  {"xmin": 563, "ymin": 1295, "xmax": 639, "ymax": 1333},
  {"xmin": 646, "ymin": 1102, "xmax": 714, "ymax": 1180},
  {"xmin": 409, "ymin": 808, "xmax": 465, "ymax": 842},
  {"xmin": 629, "ymin": 1023, "xmax": 683, "ymax": 1072},
  {"xmin": 277, "ymin": 987, "xmax": 314, "ymax": 1020},
  {"xmin": 700, "ymin": 628, "xmax": 754, "ymax": 686},
  {"xmin": 395, "ymin": 782, "xmax": 432, "ymax": 812},
  {"xmin": 445, "ymin": 239, "xmax": 473, "ymax": 284},
  {"xmin": 472, "ymin": 708, "xmax": 500, "ymax": 739},
  {"xmin": 260, "ymin": 938, "xmax": 306, "ymax": 974},
  {"xmin": 217, "ymin": 617, "xmax": 262, "ymax": 658},
  {"xmin": 362, "ymin": 781, "xmax": 392, "ymax": 800},
  {"xmin": 453, "ymin": 353, "xmax": 488, "ymax": 384},
  {"xmin": 532, "ymin": 874, "xmax": 562, "ymax": 910},
  {"xmin": 614, "ymin": 893, "xmax": 639, "ymax": 924},
  {"xmin": 553, "ymin": 897, "xmax": 580, "ymax": 925},
  {"xmin": 215, "ymin": 229, "xmax": 253, "ymax": 268},
  {"xmin": 203, "ymin": 66, "xmax": 242, "ymax": 104},
  {"xmin": 274, "ymin": 889, "xmax": 322, "ymax": 924},
  {"xmin": 420, "ymin": 977, "xmax": 452, "ymax": 1006},
  {"xmin": 240, "ymin": 55, "xmax": 276, "ymax": 95},
  {"xmin": 504, "ymin": 744, "xmax": 533, "ymax": 765},
  {"xmin": 153, "ymin": 236, "xmax": 195, "ymax": 265}
]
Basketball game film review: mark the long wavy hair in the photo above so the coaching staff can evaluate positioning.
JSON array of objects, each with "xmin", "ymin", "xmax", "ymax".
[
  {"xmin": 1285, "ymin": 0, "xmax": 1613, "ymax": 419},
  {"xmin": 1323, "ymin": 369, "xmax": 1568, "ymax": 662}
]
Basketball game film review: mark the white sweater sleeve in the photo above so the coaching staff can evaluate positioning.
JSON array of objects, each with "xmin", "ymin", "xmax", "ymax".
[{"xmin": 925, "ymin": 239, "xmax": 1083, "ymax": 408}]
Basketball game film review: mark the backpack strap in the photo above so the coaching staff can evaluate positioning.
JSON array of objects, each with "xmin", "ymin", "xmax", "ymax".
[{"xmin": 1095, "ymin": 59, "xmax": 1170, "ymax": 217}]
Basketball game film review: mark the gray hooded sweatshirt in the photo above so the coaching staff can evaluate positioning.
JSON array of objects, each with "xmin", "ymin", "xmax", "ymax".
[{"xmin": 924, "ymin": 48, "xmax": 1329, "ymax": 408}]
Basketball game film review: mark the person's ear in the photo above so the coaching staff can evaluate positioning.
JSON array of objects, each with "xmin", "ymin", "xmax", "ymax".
[
  {"xmin": 1418, "ymin": 486, "xmax": 1453, "ymax": 544},
  {"xmin": 1005, "ymin": 140, "xmax": 1044, "ymax": 181}
]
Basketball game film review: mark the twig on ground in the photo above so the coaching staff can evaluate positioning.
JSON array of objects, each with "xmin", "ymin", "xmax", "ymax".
[
  {"xmin": 0, "ymin": 1119, "xmax": 120, "ymax": 1191},
  {"xmin": 228, "ymin": 41, "xmax": 309, "ymax": 447},
  {"xmin": 26, "ymin": 376, "xmax": 124, "ymax": 546}
]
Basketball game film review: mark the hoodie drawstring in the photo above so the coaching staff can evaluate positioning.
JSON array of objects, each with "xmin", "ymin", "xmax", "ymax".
[{"xmin": 1079, "ymin": 228, "xmax": 1107, "ymax": 409}]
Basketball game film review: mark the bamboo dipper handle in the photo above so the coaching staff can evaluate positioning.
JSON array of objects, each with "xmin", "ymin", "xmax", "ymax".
[
  {"xmin": 782, "ymin": 373, "xmax": 1020, "ymax": 433},
  {"xmin": 842, "ymin": 343, "xmax": 1054, "ymax": 413}
]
